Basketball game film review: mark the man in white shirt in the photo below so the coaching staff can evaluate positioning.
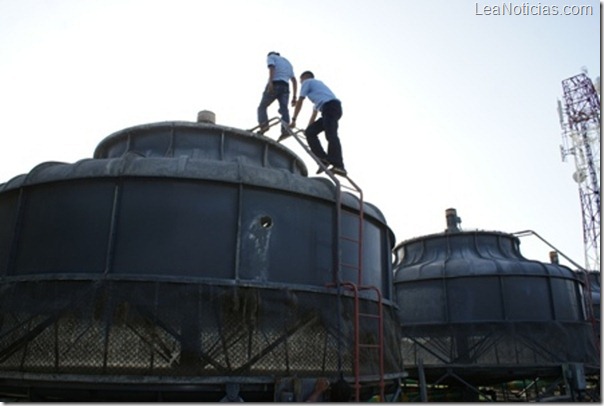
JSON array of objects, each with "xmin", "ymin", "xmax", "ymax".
[
  {"xmin": 257, "ymin": 51, "xmax": 297, "ymax": 138},
  {"xmin": 290, "ymin": 71, "xmax": 346, "ymax": 176}
]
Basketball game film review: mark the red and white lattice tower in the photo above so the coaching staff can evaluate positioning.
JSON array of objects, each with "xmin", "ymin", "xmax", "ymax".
[{"xmin": 557, "ymin": 71, "xmax": 600, "ymax": 271}]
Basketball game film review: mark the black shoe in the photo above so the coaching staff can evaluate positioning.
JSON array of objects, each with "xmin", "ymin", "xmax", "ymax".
[
  {"xmin": 257, "ymin": 126, "xmax": 269, "ymax": 135},
  {"xmin": 277, "ymin": 131, "xmax": 291, "ymax": 142},
  {"xmin": 316, "ymin": 159, "xmax": 331, "ymax": 174},
  {"xmin": 331, "ymin": 166, "xmax": 347, "ymax": 176}
]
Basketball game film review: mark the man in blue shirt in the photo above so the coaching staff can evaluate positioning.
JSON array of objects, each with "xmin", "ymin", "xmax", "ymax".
[
  {"xmin": 290, "ymin": 71, "xmax": 346, "ymax": 176},
  {"xmin": 257, "ymin": 52, "xmax": 297, "ymax": 138}
]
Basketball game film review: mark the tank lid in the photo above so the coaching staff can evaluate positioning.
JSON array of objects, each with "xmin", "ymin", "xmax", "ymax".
[{"xmin": 91, "ymin": 120, "xmax": 308, "ymax": 176}]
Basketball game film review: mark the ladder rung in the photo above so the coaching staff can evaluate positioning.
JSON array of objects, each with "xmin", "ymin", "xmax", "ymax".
[
  {"xmin": 341, "ymin": 236, "xmax": 360, "ymax": 243},
  {"xmin": 248, "ymin": 116, "xmax": 281, "ymax": 132},
  {"xmin": 341, "ymin": 264, "xmax": 361, "ymax": 271},
  {"xmin": 340, "ymin": 183, "xmax": 359, "ymax": 191},
  {"xmin": 359, "ymin": 312, "xmax": 380, "ymax": 319}
]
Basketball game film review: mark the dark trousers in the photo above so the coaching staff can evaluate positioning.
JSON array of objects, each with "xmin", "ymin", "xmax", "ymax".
[{"xmin": 305, "ymin": 100, "xmax": 344, "ymax": 168}]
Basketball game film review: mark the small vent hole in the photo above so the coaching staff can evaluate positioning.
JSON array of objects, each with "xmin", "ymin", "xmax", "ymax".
[{"xmin": 260, "ymin": 216, "xmax": 273, "ymax": 229}]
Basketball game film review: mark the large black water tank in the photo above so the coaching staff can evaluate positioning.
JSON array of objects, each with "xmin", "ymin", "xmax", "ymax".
[
  {"xmin": 0, "ymin": 118, "xmax": 402, "ymax": 400},
  {"xmin": 393, "ymin": 209, "xmax": 599, "ymax": 385}
]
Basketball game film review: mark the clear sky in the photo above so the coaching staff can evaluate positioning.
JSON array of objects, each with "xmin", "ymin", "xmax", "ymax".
[{"xmin": 0, "ymin": 0, "xmax": 600, "ymax": 269}]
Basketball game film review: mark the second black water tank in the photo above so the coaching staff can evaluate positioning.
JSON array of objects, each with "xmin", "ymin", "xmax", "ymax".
[{"xmin": 393, "ymin": 209, "xmax": 598, "ymax": 384}]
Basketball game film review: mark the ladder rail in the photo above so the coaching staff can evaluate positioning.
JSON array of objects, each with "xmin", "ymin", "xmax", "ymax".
[{"xmin": 276, "ymin": 119, "xmax": 385, "ymax": 401}]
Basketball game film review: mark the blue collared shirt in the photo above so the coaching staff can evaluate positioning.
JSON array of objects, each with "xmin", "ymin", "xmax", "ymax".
[
  {"xmin": 300, "ymin": 79, "xmax": 337, "ymax": 112},
  {"xmin": 267, "ymin": 54, "xmax": 294, "ymax": 83}
]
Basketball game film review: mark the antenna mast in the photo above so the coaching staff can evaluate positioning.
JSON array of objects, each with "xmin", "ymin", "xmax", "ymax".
[{"xmin": 558, "ymin": 71, "xmax": 601, "ymax": 271}]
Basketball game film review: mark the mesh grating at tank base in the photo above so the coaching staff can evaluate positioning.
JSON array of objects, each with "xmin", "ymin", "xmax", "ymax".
[
  {"xmin": 0, "ymin": 279, "xmax": 402, "ymax": 387},
  {"xmin": 400, "ymin": 322, "xmax": 599, "ymax": 384}
]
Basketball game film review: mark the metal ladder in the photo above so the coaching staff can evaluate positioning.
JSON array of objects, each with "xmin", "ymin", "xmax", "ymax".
[{"xmin": 251, "ymin": 118, "xmax": 385, "ymax": 401}]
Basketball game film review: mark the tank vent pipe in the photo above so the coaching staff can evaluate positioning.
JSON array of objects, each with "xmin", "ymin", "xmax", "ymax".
[
  {"xmin": 549, "ymin": 251, "xmax": 560, "ymax": 264},
  {"xmin": 445, "ymin": 208, "xmax": 462, "ymax": 233},
  {"xmin": 197, "ymin": 110, "xmax": 216, "ymax": 124}
]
